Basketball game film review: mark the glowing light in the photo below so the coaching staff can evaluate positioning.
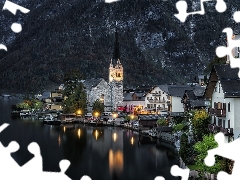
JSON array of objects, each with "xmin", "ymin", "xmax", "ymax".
[
  {"xmin": 77, "ymin": 109, "xmax": 82, "ymax": 115},
  {"xmin": 95, "ymin": 130, "xmax": 99, "ymax": 140},
  {"xmin": 78, "ymin": 129, "xmax": 81, "ymax": 139},
  {"xmin": 131, "ymin": 137, "xmax": 134, "ymax": 145},
  {"xmin": 63, "ymin": 126, "xmax": 66, "ymax": 133},
  {"xmin": 130, "ymin": 114, "xmax": 134, "ymax": 120},
  {"xmin": 58, "ymin": 135, "xmax": 61, "ymax": 147},
  {"xmin": 108, "ymin": 149, "xmax": 124, "ymax": 174},
  {"xmin": 112, "ymin": 113, "xmax": 118, "ymax": 119},
  {"xmin": 95, "ymin": 112, "xmax": 99, "ymax": 118},
  {"xmin": 113, "ymin": 133, "xmax": 117, "ymax": 142}
]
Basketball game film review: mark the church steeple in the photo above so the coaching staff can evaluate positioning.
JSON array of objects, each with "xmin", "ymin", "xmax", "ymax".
[
  {"xmin": 113, "ymin": 30, "xmax": 120, "ymax": 61},
  {"xmin": 109, "ymin": 30, "xmax": 123, "ymax": 83}
]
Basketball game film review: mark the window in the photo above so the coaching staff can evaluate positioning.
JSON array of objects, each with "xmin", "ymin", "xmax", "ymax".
[
  {"xmin": 228, "ymin": 102, "xmax": 231, "ymax": 112},
  {"xmin": 214, "ymin": 116, "xmax": 216, "ymax": 124},
  {"xmin": 228, "ymin": 119, "xmax": 230, "ymax": 128},
  {"xmin": 218, "ymin": 119, "xmax": 222, "ymax": 127},
  {"xmin": 223, "ymin": 103, "xmax": 226, "ymax": 110},
  {"xmin": 217, "ymin": 102, "xmax": 222, "ymax": 109},
  {"xmin": 214, "ymin": 86, "xmax": 217, "ymax": 92},
  {"xmin": 223, "ymin": 120, "xmax": 225, "ymax": 128},
  {"xmin": 219, "ymin": 83, "xmax": 221, "ymax": 93},
  {"xmin": 163, "ymin": 97, "xmax": 165, "ymax": 101}
]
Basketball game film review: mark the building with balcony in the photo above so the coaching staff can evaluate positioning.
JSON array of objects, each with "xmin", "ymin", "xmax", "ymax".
[
  {"xmin": 205, "ymin": 64, "xmax": 240, "ymax": 141},
  {"xmin": 144, "ymin": 86, "xmax": 169, "ymax": 114},
  {"xmin": 144, "ymin": 85, "xmax": 202, "ymax": 115}
]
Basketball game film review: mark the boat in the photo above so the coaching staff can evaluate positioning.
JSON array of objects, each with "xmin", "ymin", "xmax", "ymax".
[
  {"xmin": 59, "ymin": 114, "xmax": 76, "ymax": 124},
  {"xmin": 20, "ymin": 109, "xmax": 31, "ymax": 117},
  {"xmin": 148, "ymin": 128, "xmax": 158, "ymax": 138}
]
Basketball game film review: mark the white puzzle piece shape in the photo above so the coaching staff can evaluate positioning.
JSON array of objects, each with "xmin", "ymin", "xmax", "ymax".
[
  {"xmin": 175, "ymin": 0, "xmax": 227, "ymax": 22},
  {"xmin": 215, "ymin": 28, "xmax": 240, "ymax": 77},
  {"xmin": 205, "ymin": 132, "xmax": 240, "ymax": 179}
]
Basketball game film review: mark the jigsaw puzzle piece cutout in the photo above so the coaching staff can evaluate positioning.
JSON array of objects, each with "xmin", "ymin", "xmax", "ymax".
[
  {"xmin": 204, "ymin": 132, "xmax": 240, "ymax": 179},
  {"xmin": 2, "ymin": 0, "xmax": 30, "ymax": 15},
  {"xmin": 216, "ymin": 27, "xmax": 240, "ymax": 76},
  {"xmin": 80, "ymin": 175, "xmax": 92, "ymax": 180},
  {"xmin": 21, "ymin": 159, "xmax": 72, "ymax": 180},
  {"xmin": 174, "ymin": 1, "xmax": 189, "ymax": 23},
  {"xmin": 105, "ymin": 0, "xmax": 120, "ymax": 3},
  {"xmin": 171, "ymin": 165, "xmax": 190, "ymax": 180},
  {"xmin": 154, "ymin": 176, "xmax": 165, "ymax": 180},
  {"xmin": 175, "ymin": 0, "xmax": 227, "ymax": 22},
  {"xmin": 0, "ymin": 44, "xmax": 7, "ymax": 51},
  {"xmin": 233, "ymin": 11, "xmax": 240, "ymax": 23},
  {"xmin": 35, "ymin": 160, "xmax": 71, "ymax": 180},
  {"xmin": 0, "ymin": 123, "xmax": 9, "ymax": 132},
  {"xmin": 0, "ymin": 141, "xmax": 21, "ymax": 179},
  {"xmin": 21, "ymin": 142, "xmax": 43, "ymax": 173}
]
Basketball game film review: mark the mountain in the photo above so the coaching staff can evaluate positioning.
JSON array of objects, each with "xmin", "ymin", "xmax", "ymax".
[{"xmin": 0, "ymin": 0, "xmax": 239, "ymax": 93}]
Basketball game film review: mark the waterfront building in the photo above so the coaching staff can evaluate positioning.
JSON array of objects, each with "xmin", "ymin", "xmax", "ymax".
[{"xmin": 205, "ymin": 64, "xmax": 240, "ymax": 141}]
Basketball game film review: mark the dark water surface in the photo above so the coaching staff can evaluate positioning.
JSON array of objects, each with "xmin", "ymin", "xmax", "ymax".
[{"xmin": 0, "ymin": 98, "xmax": 179, "ymax": 180}]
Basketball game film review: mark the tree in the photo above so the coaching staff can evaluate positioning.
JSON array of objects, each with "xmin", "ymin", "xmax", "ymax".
[
  {"xmin": 62, "ymin": 79, "xmax": 87, "ymax": 114},
  {"xmin": 194, "ymin": 134, "xmax": 223, "ymax": 177},
  {"xmin": 92, "ymin": 99, "xmax": 104, "ymax": 116},
  {"xmin": 156, "ymin": 118, "xmax": 169, "ymax": 126},
  {"xmin": 16, "ymin": 101, "xmax": 30, "ymax": 110},
  {"xmin": 62, "ymin": 69, "xmax": 87, "ymax": 114},
  {"xmin": 63, "ymin": 69, "xmax": 83, "ymax": 97},
  {"xmin": 190, "ymin": 109, "xmax": 210, "ymax": 142}
]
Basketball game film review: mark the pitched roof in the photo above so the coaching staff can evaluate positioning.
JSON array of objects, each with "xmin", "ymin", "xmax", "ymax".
[
  {"xmin": 123, "ymin": 92, "xmax": 134, "ymax": 101},
  {"xmin": 205, "ymin": 64, "xmax": 240, "ymax": 98},
  {"xmin": 135, "ymin": 93, "xmax": 145, "ymax": 100},
  {"xmin": 82, "ymin": 78, "xmax": 105, "ymax": 90},
  {"xmin": 193, "ymin": 86, "xmax": 205, "ymax": 97},
  {"xmin": 185, "ymin": 90, "xmax": 197, "ymax": 100},
  {"xmin": 167, "ymin": 85, "xmax": 195, "ymax": 97}
]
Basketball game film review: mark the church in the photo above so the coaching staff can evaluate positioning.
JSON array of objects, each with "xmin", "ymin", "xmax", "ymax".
[{"xmin": 82, "ymin": 31, "xmax": 124, "ymax": 112}]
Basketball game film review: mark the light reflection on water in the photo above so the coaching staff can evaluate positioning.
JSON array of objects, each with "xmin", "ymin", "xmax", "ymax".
[{"xmin": 0, "ymin": 98, "xmax": 179, "ymax": 180}]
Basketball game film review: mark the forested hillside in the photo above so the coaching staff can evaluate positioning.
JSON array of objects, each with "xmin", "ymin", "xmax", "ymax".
[{"xmin": 0, "ymin": 0, "xmax": 239, "ymax": 93}]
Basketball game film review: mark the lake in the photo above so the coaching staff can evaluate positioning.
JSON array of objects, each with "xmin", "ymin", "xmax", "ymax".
[{"xmin": 0, "ymin": 98, "xmax": 179, "ymax": 180}]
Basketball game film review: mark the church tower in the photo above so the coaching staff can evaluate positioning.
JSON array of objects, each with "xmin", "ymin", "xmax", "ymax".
[
  {"xmin": 109, "ymin": 31, "xmax": 123, "ymax": 82},
  {"xmin": 108, "ymin": 31, "xmax": 123, "ymax": 111}
]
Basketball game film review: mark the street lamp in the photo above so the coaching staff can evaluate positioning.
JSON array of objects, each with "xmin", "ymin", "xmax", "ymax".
[
  {"xmin": 112, "ymin": 112, "xmax": 118, "ymax": 119},
  {"xmin": 130, "ymin": 114, "xmax": 134, "ymax": 120},
  {"xmin": 94, "ymin": 112, "xmax": 99, "ymax": 120},
  {"xmin": 76, "ymin": 109, "xmax": 82, "ymax": 116}
]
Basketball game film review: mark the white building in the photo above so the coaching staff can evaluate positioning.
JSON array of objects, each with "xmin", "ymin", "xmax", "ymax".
[
  {"xmin": 205, "ymin": 64, "xmax": 239, "ymax": 141},
  {"xmin": 144, "ymin": 86, "xmax": 169, "ymax": 114}
]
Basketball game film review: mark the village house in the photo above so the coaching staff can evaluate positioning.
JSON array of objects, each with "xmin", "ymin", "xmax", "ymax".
[
  {"xmin": 122, "ymin": 91, "xmax": 145, "ymax": 113},
  {"xmin": 36, "ymin": 90, "xmax": 64, "ymax": 111},
  {"xmin": 144, "ymin": 85, "xmax": 169, "ymax": 114},
  {"xmin": 204, "ymin": 64, "xmax": 239, "ymax": 141},
  {"xmin": 181, "ymin": 87, "xmax": 207, "ymax": 112}
]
